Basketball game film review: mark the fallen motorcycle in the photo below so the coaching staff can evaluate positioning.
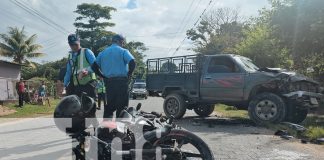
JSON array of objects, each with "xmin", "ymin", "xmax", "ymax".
[{"xmin": 54, "ymin": 94, "xmax": 214, "ymax": 160}]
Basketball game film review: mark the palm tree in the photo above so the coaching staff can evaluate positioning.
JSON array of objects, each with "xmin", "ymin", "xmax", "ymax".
[{"xmin": 0, "ymin": 27, "xmax": 44, "ymax": 65}]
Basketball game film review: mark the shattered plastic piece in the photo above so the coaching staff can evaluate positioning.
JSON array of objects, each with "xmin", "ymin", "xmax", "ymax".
[
  {"xmin": 281, "ymin": 122, "xmax": 307, "ymax": 132},
  {"xmin": 316, "ymin": 138, "xmax": 324, "ymax": 144},
  {"xmin": 281, "ymin": 135, "xmax": 294, "ymax": 140},
  {"xmin": 274, "ymin": 130, "xmax": 289, "ymax": 136},
  {"xmin": 301, "ymin": 139, "xmax": 308, "ymax": 144}
]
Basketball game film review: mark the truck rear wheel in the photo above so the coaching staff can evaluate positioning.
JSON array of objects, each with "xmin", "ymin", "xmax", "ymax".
[
  {"xmin": 163, "ymin": 94, "xmax": 187, "ymax": 119},
  {"xmin": 194, "ymin": 105, "xmax": 215, "ymax": 117},
  {"xmin": 248, "ymin": 92, "xmax": 286, "ymax": 124}
]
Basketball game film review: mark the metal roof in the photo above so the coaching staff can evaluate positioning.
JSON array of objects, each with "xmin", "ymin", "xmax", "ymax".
[{"xmin": 0, "ymin": 60, "xmax": 22, "ymax": 66}]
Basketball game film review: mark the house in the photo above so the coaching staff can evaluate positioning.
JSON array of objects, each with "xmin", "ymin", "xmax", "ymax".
[{"xmin": 0, "ymin": 60, "xmax": 22, "ymax": 101}]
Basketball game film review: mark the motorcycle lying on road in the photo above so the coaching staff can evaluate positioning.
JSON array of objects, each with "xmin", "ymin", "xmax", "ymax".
[{"xmin": 54, "ymin": 94, "xmax": 214, "ymax": 160}]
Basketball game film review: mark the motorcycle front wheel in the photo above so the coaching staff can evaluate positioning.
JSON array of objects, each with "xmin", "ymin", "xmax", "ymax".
[{"xmin": 154, "ymin": 129, "xmax": 215, "ymax": 160}]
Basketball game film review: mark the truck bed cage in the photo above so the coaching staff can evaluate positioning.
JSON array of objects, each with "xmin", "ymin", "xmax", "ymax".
[{"xmin": 147, "ymin": 55, "xmax": 200, "ymax": 74}]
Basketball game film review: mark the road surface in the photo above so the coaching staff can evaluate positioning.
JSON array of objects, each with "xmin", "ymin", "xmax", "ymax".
[{"xmin": 0, "ymin": 97, "xmax": 323, "ymax": 160}]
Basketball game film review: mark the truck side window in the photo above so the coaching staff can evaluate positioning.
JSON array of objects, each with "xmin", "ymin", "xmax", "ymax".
[{"xmin": 207, "ymin": 57, "xmax": 239, "ymax": 73}]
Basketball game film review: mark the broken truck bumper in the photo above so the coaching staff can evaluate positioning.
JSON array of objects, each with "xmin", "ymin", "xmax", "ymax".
[{"xmin": 282, "ymin": 91, "xmax": 323, "ymax": 109}]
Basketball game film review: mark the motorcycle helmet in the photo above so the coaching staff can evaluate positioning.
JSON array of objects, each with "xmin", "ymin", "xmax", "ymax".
[{"xmin": 54, "ymin": 94, "xmax": 96, "ymax": 134}]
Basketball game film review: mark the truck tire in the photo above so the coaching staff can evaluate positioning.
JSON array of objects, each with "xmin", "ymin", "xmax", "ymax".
[
  {"xmin": 194, "ymin": 105, "xmax": 215, "ymax": 117},
  {"xmin": 248, "ymin": 92, "xmax": 286, "ymax": 124},
  {"xmin": 286, "ymin": 107, "xmax": 308, "ymax": 124},
  {"xmin": 163, "ymin": 94, "xmax": 187, "ymax": 119}
]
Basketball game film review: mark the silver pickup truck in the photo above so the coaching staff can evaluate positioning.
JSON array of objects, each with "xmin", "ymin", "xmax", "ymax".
[{"xmin": 146, "ymin": 54, "xmax": 323, "ymax": 124}]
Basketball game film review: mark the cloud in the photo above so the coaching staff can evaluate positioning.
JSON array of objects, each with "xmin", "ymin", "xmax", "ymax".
[{"xmin": 0, "ymin": 0, "xmax": 269, "ymax": 62}]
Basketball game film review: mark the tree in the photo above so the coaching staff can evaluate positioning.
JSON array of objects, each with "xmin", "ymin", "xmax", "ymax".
[
  {"xmin": 22, "ymin": 58, "xmax": 67, "ymax": 81},
  {"xmin": 74, "ymin": 3, "xmax": 148, "ymax": 79},
  {"xmin": 0, "ymin": 27, "xmax": 44, "ymax": 65},
  {"xmin": 187, "ymin": 8, "xmax": 245, "ymax": 55},
  {"xmin": 74, "ymin": 3, "xmax": 116, "ymax": 55},
  {"xmin": 265, "ymin": 0, "xmax": 324, "ymax": 78},
  {"xmin": 125, "ymin": 41, "xmax": 147, "ymax": 79},
  {"xmin": 235, "ymin": 24, "xmax": 291, "ymax": 68},
  {"xmin": 160, "ymin": 62, "xmax": 178, "ymax": 73}
]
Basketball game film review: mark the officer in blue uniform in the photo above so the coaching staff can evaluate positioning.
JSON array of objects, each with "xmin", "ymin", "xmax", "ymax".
[
  {"xmin": 92, "ymin": 34, "xmax": 136, "ymax": 118},
  {"xmin": 63, "ymin": 34, "xmax": 97, "ymax": 99}
]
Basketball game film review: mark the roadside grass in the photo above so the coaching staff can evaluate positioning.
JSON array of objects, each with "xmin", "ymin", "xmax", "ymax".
[
  {"xmin": 0, "ymin": 98, "xmax": 60, "ymax": 118},
  {"xmin": 214, "ymin": 104, "xmax": 324, "ymax": 141},
  {"xmin": 214, "ymin": 104, "xmax": 248, "ymax": 119},
  {"xmin": 302, "ymin": 115, "xmax": 324, "ymax": 140}
]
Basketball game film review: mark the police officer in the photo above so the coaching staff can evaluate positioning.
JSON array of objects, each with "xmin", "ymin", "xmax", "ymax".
[
  {"xmin": 63, "ymin": 34, "xmax": 97, "ymax": 99},
  {"xmin": 93, "ymin": 34, "xmax": 136, "ymax": 118}
]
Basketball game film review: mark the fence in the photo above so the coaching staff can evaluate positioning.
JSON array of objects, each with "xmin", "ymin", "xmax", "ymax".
[{"xmin": 0, "ymin": 77, "xmax": 65, "ymax": 102}]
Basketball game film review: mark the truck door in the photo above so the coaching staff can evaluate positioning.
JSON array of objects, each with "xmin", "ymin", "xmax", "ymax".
[{"xmin": 200, "ymin": 56, "xmax": 245, "ymax": 101}]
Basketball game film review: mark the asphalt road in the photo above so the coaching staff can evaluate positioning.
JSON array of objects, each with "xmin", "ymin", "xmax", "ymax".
[{"xmin": 0, "ymin": 97, "xmax": 323, "ymax": 160}]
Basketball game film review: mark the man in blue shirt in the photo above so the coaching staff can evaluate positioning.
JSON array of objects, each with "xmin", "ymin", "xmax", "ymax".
[
  {"xmin": 63, "ymin": 34, "xmax": 97, "ymax": 99},
  {"xmin": 92, "ymin": 34, "xmax": 136, "ymax": 118}
]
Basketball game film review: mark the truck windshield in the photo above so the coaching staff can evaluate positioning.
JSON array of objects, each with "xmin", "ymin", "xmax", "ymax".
[
  {"xmin": 235, "ymin": 57, "xmax": 259, "ymax": 72},
  {"xmin": 133, "ymin": 84, "xmax": 146, "ymax": 89}
]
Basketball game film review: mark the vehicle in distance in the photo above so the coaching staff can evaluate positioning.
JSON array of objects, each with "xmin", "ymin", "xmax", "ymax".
[
  {"xmin": 131, "ymin": 81, "xmax": 148, "ymax": 99},
  {"xmin": 146, "ymin": 54, "xmax": 323, "ymax": 124}
]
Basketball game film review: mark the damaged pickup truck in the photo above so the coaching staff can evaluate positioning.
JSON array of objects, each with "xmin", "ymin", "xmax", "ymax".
[{"xmin": 146, "ymin": 54, "xmax": 323, "ymax": 124}]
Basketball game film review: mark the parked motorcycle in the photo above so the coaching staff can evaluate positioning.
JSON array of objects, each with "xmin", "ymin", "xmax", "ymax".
[{"xmin": 54, "ymin": 94, "xmax": 214, "ymax": 160}]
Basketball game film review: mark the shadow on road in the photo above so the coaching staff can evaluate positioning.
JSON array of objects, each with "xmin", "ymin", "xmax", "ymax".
[
  {"xmin": 0, "ymin": 138, "xmax": 71, "ymax": 159},
  {"xmin": 0, "ymin": 125, "xmax": 56, "ymax": 135},
  {"xmin": 175, "ymin": 115, "xmax": 273, "ymax": 136}
]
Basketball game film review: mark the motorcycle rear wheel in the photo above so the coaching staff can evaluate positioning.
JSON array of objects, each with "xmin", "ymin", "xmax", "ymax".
[{"xmin": 154, "ymin": 129, "xmax": 215, "ymax": 160}]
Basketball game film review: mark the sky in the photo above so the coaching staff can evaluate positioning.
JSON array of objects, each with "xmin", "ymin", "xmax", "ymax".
[{"xmin": 0, "ymin": 0, "xmax": 269, "ymax": 63}]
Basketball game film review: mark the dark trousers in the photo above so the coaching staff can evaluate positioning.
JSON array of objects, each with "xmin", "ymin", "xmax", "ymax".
[
  {"xmin": 66, "ymin": 81, "xmax": 98, "ymax": 127},
  {"xmin": 66, "ymin": 81, "xmax": 96, "ymax": 99},
  {"xmin": 104, "ymin": 78, "xmax": 129, "ymax": 118},
  {"xmin": 18, "ymin": 92, "xmax": 24, "ymax": 107},
  {"xmin": 97, "ymin": 93, "xmax": 106, "ymax": 108}
]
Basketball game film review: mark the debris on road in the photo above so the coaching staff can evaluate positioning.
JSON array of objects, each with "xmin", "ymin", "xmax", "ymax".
[
  {"xmin": 315, "ymin": 138, "xmax": 324, "ymax": 144},
  {"xmin": 274, "ymin": 130, "xmax": 294, "ymax": 140},
  {"xmin": 281, "ymin": 122, "xmax": 307, "ymax": 132},
  {"xmin": 274, "ymin": 130, "xmax": 289, "ymax": 136}
]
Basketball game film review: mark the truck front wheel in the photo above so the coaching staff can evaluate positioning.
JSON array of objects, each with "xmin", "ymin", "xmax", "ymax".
[
  {"xmin": 163, "ymin": 94, "xmax": 187, "ymax": 119},
  {"xmin": 248, "ymin": 92, "xmax": 286, "ymax": 124},
  {"xmin": 194, "ymin": 105, "xmax": 215, "ymax": 117}
]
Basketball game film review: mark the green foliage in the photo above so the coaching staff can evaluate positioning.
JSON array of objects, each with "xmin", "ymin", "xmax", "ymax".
[
  {"xmin": 74, "ymin": 3, "xmax": 147, "ymax": 78},
  {"xmin": 215, "ymin": 104, "xmax": 249, "ymax": 119},
  {"xmin": 0, "ymin": 27, "xmax": 44, "ymax": 65},
  {"xmin": 74, "ymin": 3, "xmax": 116, "ymax": 55},
  {"xmin": 187, "ymin": 8, "xmax": 245, "ymax": 55},
  {"xmin": 3, "ymin": 98, "xmax": 60, "ymax": 118},
  {"xmin": 267, "ymin": 0, "xmax": 324, "ymax": 79},
  {"xmin": 235, "ymin": 24, "xmax": 292, "ymax": 68},
  {"xmin": 187, "ymin": 1, "xmax": 324, "ymax": 84},
  {"xmin": 160, "ymin": 62, "xmax": 178, "ymax": 73},
  {"xmin": 22, "ymin": 58, "xmax": 67, "ymax": 81},
  {"xmin": 125, "ymin": 41, "xmax": 147, "ymax": 79},
  {"xmin": 305, "ymin": 127, "xmax": 324, "ymax": 140}
]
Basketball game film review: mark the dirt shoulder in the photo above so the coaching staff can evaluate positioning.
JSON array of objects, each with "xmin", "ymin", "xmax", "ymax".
[{"xmin": 0, "ymin": 105, "xmax": 16, "ymax": 116}]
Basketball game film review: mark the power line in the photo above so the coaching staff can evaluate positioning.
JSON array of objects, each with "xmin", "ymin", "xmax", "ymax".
[
  {"xmin": 171, "ymin": 0, "xmax": 215, "ymax": 56},
  {"xmin": 166, "ymin": 0, "xmax": 195, "ymax": 49},
  {"xmin": 9, "ymin": 0, "xmax": 68, "ymax": 35},
  {"xmin": 19, "ymin": 0, "xmax": 71, "ymax": 34},
  {"xmin": 126, "ymin": 31, "xmax": 187, "ymax": 38}
]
